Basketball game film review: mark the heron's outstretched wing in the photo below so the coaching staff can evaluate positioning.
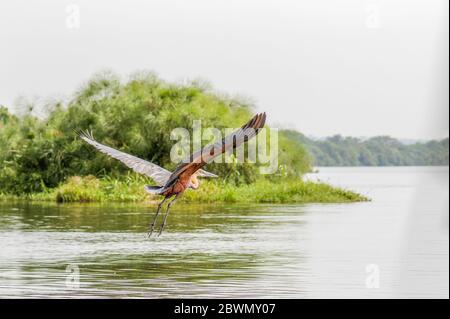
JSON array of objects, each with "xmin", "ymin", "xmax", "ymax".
[
  {"xmin": 79, "ymin": 131, "xmax": 171, "ymax": 186},
  {"xmin": 164, "ymin": 112, "xmax": 266, "ymax": 187}
]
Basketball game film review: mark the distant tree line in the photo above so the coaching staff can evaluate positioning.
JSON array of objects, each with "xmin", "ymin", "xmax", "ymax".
[{"xmin": 282, "ymin": 130, "xmax": 449, "ymax": 167}]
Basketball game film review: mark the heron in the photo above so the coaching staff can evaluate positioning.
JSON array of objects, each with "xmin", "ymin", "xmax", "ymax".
[{"xmin": 79, "ymin": 112, "xmax": 266, "ymax": 237}]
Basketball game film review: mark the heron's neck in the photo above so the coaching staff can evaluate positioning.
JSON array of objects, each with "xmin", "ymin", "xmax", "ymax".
[{"xmin": 190, "ymin": 175, "xmax": 199, "ymax": 189}]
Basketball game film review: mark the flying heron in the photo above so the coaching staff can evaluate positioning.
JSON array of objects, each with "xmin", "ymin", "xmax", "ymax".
[{"xmin": 80, "ymin": 112, "xmax": 266, "ymax": 237}]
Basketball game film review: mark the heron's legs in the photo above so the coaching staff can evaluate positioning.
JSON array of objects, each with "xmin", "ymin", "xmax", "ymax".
[
  {"xmin": 157, "ymin": 194, "xmax": 180, "ymax": 237},
  {"xmin": 147, "ymin": 197, "xmax": 168, "ymax": 238}
]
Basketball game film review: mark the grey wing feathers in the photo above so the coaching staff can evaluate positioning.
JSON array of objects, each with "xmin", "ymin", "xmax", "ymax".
[{"xmin": 79, "ymin": 131, "xmax": 171, "ymax": 186}]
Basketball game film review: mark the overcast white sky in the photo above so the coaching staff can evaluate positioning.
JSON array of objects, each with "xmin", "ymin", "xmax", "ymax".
[{"xmin": 1, "ymin": 0, "xmax": 448, "ymax": 139}]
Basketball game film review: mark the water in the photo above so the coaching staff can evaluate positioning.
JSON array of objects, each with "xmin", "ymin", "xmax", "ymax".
[{"xmin": 0, "ymin": 167, "xmax": 448, "ymax": 298}]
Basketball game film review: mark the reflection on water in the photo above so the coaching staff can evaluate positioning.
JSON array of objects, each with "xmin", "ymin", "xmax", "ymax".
[{"xmin": 0, "ymin": 167, "xmax": 448, "ymax": 298}]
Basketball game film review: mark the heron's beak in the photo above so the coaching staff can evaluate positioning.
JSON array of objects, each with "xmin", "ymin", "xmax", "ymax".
[{"xmin": 197, "ymin": 169, "xmax": 218, "ymax": 178}]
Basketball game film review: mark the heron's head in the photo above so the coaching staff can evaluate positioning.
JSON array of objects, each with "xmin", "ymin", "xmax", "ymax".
[{"xmin": 189, "ymin": 174, "xmax": 200, "ymax": 190}]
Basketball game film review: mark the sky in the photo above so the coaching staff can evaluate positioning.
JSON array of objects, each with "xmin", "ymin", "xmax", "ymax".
[{"xmin": 0, "ymin": 0, "xmax": 448, "ymax": 140}]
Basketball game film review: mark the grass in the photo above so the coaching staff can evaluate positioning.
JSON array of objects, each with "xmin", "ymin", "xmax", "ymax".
[{"xmin": 0, "ymin": 175, "xmax": 369, "ymax": 204}]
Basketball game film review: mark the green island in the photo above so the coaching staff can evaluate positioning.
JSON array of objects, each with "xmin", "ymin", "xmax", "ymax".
[{"xmin": 0, "ymin": 71, "xmax": 368, "ymax": 204}]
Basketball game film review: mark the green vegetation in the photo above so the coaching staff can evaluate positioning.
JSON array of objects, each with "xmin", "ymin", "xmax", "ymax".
[
  {"xmin": 0, "ymin": 71, "xmax": 365, "ymax": 203},
  {"xmin": 283, "ymin": 130, "xmax": 449, "ymax": 167},
  {"xmin": 0, "ymin": 174, "xmax": 368, "ymax": 204},
  {"xmin": 183, "ymin": 178, "xmax": 368, "ymax": 203}
]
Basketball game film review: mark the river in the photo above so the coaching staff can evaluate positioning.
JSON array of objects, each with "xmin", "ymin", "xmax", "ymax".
[{"xmin": 0, "ymin": 167, "xmax": 448, "ymax": 298}]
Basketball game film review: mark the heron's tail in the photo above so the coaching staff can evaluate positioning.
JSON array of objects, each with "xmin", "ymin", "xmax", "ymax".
[{"xmin": 144, "ymin": 185, "xmax": 164, "ymax": 195}]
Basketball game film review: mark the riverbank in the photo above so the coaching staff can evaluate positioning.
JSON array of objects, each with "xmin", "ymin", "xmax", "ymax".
[{"xmin": 0, "ymin": 175, "xmax": 369, "ymax": 204}]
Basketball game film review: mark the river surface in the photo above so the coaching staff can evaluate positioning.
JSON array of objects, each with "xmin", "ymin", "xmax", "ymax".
[{"xmin": 0, "ymin": 167, "xmax": 448, "ymax": 298}]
